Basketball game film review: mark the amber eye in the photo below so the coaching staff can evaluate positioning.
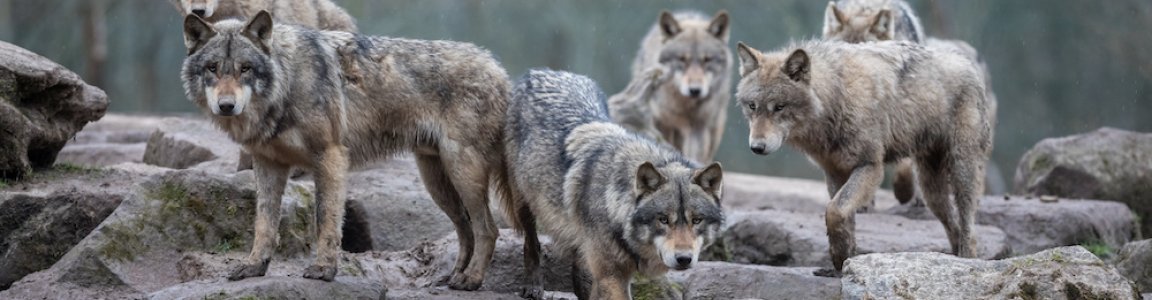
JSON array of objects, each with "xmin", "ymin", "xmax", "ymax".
[
  {"xmin": 658, "ymin": 216, "xmax": 669, "ymax": 224},
  {"xmin": 240, "ymin": 65, "xmax": 251, "ymax": 73},
  {"xmin": 774, "ymin": 103, "xmax": 786, "ymax": 112},
  {"xmin": 691, "ymin": 218, "xmax": 702, "ymax": 225},
  {"xmin": 206, "ymin": 64, "xmax": 218, "ymax": 73}
]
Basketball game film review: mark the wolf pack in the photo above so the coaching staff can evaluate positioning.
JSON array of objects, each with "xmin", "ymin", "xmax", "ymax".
[{"xmin": 172, "ymin": 0, "xmax": 995, "ymax": 299}]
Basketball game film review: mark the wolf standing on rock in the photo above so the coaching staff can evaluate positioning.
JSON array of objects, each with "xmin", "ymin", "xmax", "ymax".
[
  {"xmin": 618, "ymin": 10, "xmax": 732, "ymax": 163},
  {"xmin": 504, "ymin": 69, "xmax": 725, "ymax": 299},
  {"xmin": 180, "ymin": 11, "xmax": 512, "ymax": 288},
  {"xmin": 735, "ymin": 40, "xmax": 994, "ymax": 275}
]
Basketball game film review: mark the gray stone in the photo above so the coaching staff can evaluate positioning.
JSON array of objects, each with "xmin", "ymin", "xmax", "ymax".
[
  {"xmin": 1114, "ymin": 239, "xmax": 1152, "ymax": 293},
  {"xmin": 842, "ymin": 246, "xmax": 1142, "ymax": 300},
  {"xmin": 666, "ymin": 262, "xmax": 840, "ymax": 300},
  {"xmin": 715, "ymin": 210, "xmax": 1010, "ymax": 268},
  {"xmin": 142, "ymin": 118, "xmax": 240, "ymax": 172},
  {"xmin": 724, "ymin": 172, "xmax": 900, "ymax": 213},
  {"xmin": 0, "ymin": 41, "xmax": 108, "ymax": 179},
  {"xmin": 148, "ymin": 276, "xmax": 385, "ymax": 300},
  {"xmin": 887, "ymin": 195, "xmax": 1136, "ymax": 255},
  {"xmin": 343, "ymin": 157, "xmax": 455, "ymax": 251},
  {"xmin": 0, "ymin": 190, "xmax": 123, "ymax": 289},
  {"xmin": 1013, "ymin": 127, "xmax": 1152, "ymax": 234},
  {"xmin": 57, "ymin": 143, "xmax": 147, "ymax": 167}
]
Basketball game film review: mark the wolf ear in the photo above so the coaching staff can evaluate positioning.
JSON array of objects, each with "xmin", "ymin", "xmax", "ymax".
[
  {"xmin": 658, "ymin": 11, "xmax": 682, "ymax": 39},
  {"xmin": 736, "ymin": 42, "xmax": 761, "ymax": 76},
  {"xmin": 635, "ymin": 162, "xmax": 666, "ymax": 196},
  {"xmin": 822, "ymin": 2, "xmax": 847, "ymax": 36},
  {"xmin": 870, "ymin": 9, "xmax": 893, "ymax": 40},
  {"xmin": 243, "ymin": 10, "xmax": 274, "ymax": 54},
  {"xmin": 183, "ymin": 14, "xmax": 216, "ymax": 55},
  {"xmin": 707, "ymin": 10, "xmax": 730, "ymax": 40},
  {"xmin": 693, "ymin": 162, "xmax": 723, "ymax": 202},
  {"xmin": 782, "ymin": 49, "xmax": 811, "ymax": 83}
]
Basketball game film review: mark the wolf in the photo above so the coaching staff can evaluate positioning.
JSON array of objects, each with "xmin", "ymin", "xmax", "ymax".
[
  {"xmin": 503, "ymin": 69, "xmax": 725, "ymax": 300},
  {"xmin": 607, "ymin": 66, "xmax": 670, "ymax": 144},
  {"xmin": 170, "ymin": 0, "xmax": 357, "ymax": 32},
  {"xmin": 822, "ymin": 0, "xmax": 923, "ymax": 44},
  {"xmin": 181, "ymin": 11, "xmax": 511, "ymax": 289},
  {"xmin": 624, "ymin": 10, "xmax": 731, "ymax": 163},
  {"xmin": 734, "ymin": 40, "xmax": 993, "ymax": 275}
]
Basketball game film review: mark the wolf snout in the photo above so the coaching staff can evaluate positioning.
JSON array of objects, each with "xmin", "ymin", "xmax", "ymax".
[
  {"xmin": 218, "ymin": 98, "xmax": 237, "ymax": 116},
  {"xmin": 674, "ymin": 253, "xmax": 694, "ymax": 270},
  {"xmin": 191, "ymin": 9, "xmax": 207, "ymax": 17},
  {"xmin": 688, "ymin": 87, "xmax": 703, "ymax": 98},
  {"xmin": 750, "ymin": 142, "xmax": 768, "ymax": 155}
]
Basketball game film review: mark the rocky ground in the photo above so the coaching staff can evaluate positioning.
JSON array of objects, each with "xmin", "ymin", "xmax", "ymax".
[{"xmin": 0, "ymin": 114, "xmax": 1145, "ymax": 300}]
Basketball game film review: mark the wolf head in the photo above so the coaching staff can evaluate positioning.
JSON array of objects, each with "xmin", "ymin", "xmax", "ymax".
[
  {"xmin": 176, "ymin": 0, "xmax": 219, "ymax": 18},
  {"xmin": 182, "ymin": 11, "xmax": 275, "ymax": 118},
  {"xmin": 822, "ymin": 1, "xmax": 895, "ymax": 43},
  {"xmin": 656, "ymin": 10, "xmax": 731, "ymax": 100},
  {"xmin": 630, "ymin": 161, "xmax": 724, "ymax": 271},
  {"xmin": 734, "ymin": 43, "xmax": 823, "ymax": 156}
]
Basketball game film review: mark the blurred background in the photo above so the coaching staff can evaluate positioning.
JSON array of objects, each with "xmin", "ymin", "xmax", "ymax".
[{"xmin": 2, "ymin": 0, "xmax": 1149, "ymax": 188}]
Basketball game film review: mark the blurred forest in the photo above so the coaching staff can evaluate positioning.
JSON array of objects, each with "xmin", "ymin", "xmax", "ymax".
[{"xmin": 2, "ymin": 0, "xmax": 1150, "ymax": 185}]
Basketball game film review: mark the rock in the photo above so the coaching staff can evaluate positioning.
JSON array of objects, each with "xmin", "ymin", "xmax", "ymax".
[
  {"xmin": 56, "ymin": 114, "xmax": 170, "ymax": 167},
  {"xmin": 0, "ymin": 41, "xmax": 108, "ymax": 179},
  {"xmin": 724, "ymin": 172, "xmax": 900, "ymax": 213},
  {"xmin": 887, "ymin": 196, "xmax": 1135, "ymax": 255},
  {"xmin": 0, "ymin": 189, "xmax": 124, "ymax": 289},
  {"xmin": 1013, "ymin": 127, "xmax": 1152, "ymax": 234},
  {"xmin": 1114, "ymin": 239, "xmax": 1152, "ymax": 293},
  {"xmin": 842, "ymin": 246, "xmax": 1142, "ymax": 300},
  {"xmin": 713, "ymin": 210, "xmax": 1010, "ymax": 268},
  {"xmin": 142, "ymin": 118, "xmax": 241, "ymax": 172},
  {"xmin": 343, "ymin": 157, "xmax": 456, "ymax": 251},
  {"xmin": 57, "ymin": 143, "xmax": 148, "ymax": 167},
  {"xmin": 148, "ymin": 276, "xmax": 385, "ymax": 300},
  {"xmin": 666, "ymin": 262, "xmax": 840, "ymax": 300}
]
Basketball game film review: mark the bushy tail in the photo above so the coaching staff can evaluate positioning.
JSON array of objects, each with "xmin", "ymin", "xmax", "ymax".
[{"xmin": 491, "ymin": 153, "xmax": 525, "ymax": 233}]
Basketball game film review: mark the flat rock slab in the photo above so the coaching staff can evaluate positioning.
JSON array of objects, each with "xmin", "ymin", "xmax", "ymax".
[
  {"xmin": 717, "ymin": 210, "xmax": 1010, "ymax": 268},
  {"xmin": 148, "ymin": 276, "xmax": 385, "ymax": 300},
  {"xmin": 887, "ymin": 195, "xmax": 1136, "ymax": 255},
  {"xmin": 842, "ymin": 246, "xmax": 1142, "ymax": 300},
  {"xmin": 142, "ymin": 118, "xmax": 240, "ymax": 172},
  {"xmin": 666, "ymin": 262, "xmax": 840, "ymax": 300},
  {"xmin": 724, "ymin": 172, "xmax": 900, "ymax": 213}
]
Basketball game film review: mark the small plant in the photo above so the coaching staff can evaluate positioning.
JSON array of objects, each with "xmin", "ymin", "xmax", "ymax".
[{"xmin": 1079, "ymin": 241, "xmax": 1114, "ymax": 259}]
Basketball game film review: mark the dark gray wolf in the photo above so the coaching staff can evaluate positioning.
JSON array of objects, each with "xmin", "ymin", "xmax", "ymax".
[
  {"xmin": 735, "ymin": 40, "xmax": 993, "ymax": 275},
  {"xmin": 622, "ymin": 10, "xmax": 731, "ymax": 163},
  {"xmin": 170, "ymin": 0, "xmax": 357, "ymax": 32},
  {"xmin": 502, "ymin": 69, "xmax": 725, "ymax": 299},
  {"xmin": 181, "ymin": 11, "xmax": 511, "ymax": 289}
]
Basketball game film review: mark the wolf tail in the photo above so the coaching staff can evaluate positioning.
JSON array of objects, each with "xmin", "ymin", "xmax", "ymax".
[{"xmin": 491, "ymin": 154, "xmax": 526, "ymax": 233}]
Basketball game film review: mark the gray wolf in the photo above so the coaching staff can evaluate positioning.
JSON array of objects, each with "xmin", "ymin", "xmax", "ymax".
[
  {"xmin": 822, "ymin": 0, "xmax": 923, "ymax": 43},
  {"xmin": 734, "ymin": 40, "xmax": 993, "ymax": 275},
  {"xmin": 170, "ymin": 0, "xmax": 357, "ymax": 32},
  {"xmin": 607, "ymin": 66, "xmax": 670, "ymax": 144},
  {"xmin": 502, "ymin": 69, "xmax": 725, "ymax": 299},
  {"xmin": 624, "ymin": 10, "xmax": 732, "ymax": 163},
  {"xmin": 181, "ymin": 11, "xmax": 511, "ymax": 289}
]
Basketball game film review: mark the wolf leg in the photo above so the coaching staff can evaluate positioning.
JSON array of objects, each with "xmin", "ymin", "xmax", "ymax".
[
  {"xmin": 949, "ymin": 154, "xmax": 985, "ymax": 258},
  {"xmin": 413, "ymin": 154, "xmax": 474, "ymax": 283},
  {"xmin": 303, "ymin": 145, "xmax": 349, "ymax": 281},
  {"xmin": 229, "ymin": 154, "xmax": 289, "ymax": 281},
  {"xmin": 917, "ymin": 155, "xmax": 961, "ymax": 254},
  {"xmin": 569, "ymin": 249, "xmax": 592, "ymax": 300},
  {"xmin": 586, "ymin": 260, "xmax": 632, "ymax": 300},
  {"xmin": 442, "ymin": 148, "xmax": 499, "ymax": 290},
  {"xmin": 517, "ymin": 205, "xmax": 545, "ymax": 299},
  {"xmin": 825, "ymin": 162, "xmax": 883, "ymax": 274},
  {"xmin": 892, "ymin": 159, "xmax": 921, "ymax": 205}
]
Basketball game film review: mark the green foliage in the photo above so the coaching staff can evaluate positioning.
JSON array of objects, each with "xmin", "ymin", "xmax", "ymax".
[{"xmin": 1079, "ymin": 241, "xmax": 1114, "ymax": 260}]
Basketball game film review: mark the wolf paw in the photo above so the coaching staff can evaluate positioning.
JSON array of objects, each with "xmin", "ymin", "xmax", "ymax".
[
  {"xmin": 519, "ymin": 285, "xmax": 546, "ymax": 299},
  {"xmin": 227, "ymin": 259, "xmax": 270, "ymax": 281},
  {"xmin": 302, "ymin": 264, "xmax": 337, "ymax": 281},
  {"xmin": 812, "ymin": 268, "xmax": 842, "ymax": 278},
  {"xmin": 447, "ymin": 272, "xmax": 483, "ymax": 291}
]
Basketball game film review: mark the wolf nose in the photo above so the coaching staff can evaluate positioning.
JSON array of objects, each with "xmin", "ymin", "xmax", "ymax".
[
  {"xmin": 192, "ymin": 9, "xmax": 206, "ymax": 17},
  {"xmin": 218, "ymin": 102, "xmax": 235, "ymax": 114},
  {"xmin": 688, "ymin": 87, "xmax": 702, "ymax": 97},
  {"xmin": 750, "ymin": 143, "xmax": 767, "ymax": 155},
  {"xmin": 674, "ymin": 254, "xmax": 693, "ymax": 269}
]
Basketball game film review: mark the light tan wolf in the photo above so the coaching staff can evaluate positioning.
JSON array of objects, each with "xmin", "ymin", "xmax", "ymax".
[
  {"xmin": 735, "ymin": 40, "xmax": 993, "ymax": 276},
  {"xmin": 181, "ymin": 11, "xmax": 510, "ymax": 289},
  {"xmin": 621, "ymin": 10, "xmax": 731, "ymax": 163},
  {"xmin": 170, "ymin": 0, "xmax": 357, "ymax": 32},
  {"xmin": 505, "ymin": 69, "xmax": 725, "ymax": 300}
]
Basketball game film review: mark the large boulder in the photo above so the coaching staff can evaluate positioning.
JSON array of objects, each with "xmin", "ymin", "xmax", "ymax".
[
  {"xmin": 1114, "ymin": 239, "xmax": 1152, "ymax": 293},
  {"xmin": 842, "ymin": 246, "xmax": 1142, "ymax": 300},
  {"xmin": 887, "ymin": 195, "xmax": 1136, "ymax": 255},
  {"xmin": 724, "ymin": 172, "xmax": 900, "ymax": 213},
  {"xmin": 0, "ymin": 41, "xmax": 108, "ymax": 179},
  {"xmin": 57, "ymin": 114, "xmax": 168, "ymax": 167},
  {"xmin": 343, "ymin": 158, "xmax": 456, "ymax": 251},
  {"xmin": 712, "ymin": 210, "xmax": 1011, "ymax": 268},
  {"xmin": 142, "ymin": 118, "xmax": 241, "ymax": 173},
  {"xmin": 665, "ymin": 262, "xmax": 840, "ymax": 300},
  {"xmin": 1014, "ymin": 127, "xmax": 1152, "ymax": 234}
]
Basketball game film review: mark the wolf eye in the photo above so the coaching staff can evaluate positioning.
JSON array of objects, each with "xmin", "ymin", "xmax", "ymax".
[
  {"xmin": 240, "ymin": 65, "xmax": 251, "ymax": 73},
  {"xmin": 746, "ymin": 102, "xmax": 757, "ymax": 111},
  {"xmin": 206, "ymin": 64, "xmax": 217, "ymax": 73},
  {"xmin": 774, "ymin": 104, "xmax": 786, "ymax": 112},
  {"xmin": 691, "ymin": 218, "xmax": 702, "ymax": 225},
  {"xmin": 658, "ymin": 216, "xmax": 669, "ymax": 225}
]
